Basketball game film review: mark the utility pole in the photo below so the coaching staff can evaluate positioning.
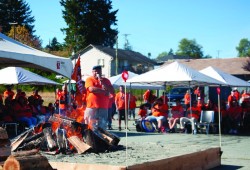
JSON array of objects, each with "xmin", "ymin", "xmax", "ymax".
[
  {"xmin": 123, "ymin": 33, "xmax": 131, "ymax": 50},
  {"xmin": 115, "ymin": 35, "xmax": 118, "ymax": 75},
  {"xmin": 9, "ymin": 22, "xmax": 18, "ymax": 40},
  {"xmin": 217, "ymin": 50, "xmax": 220, "ymax": 59}
]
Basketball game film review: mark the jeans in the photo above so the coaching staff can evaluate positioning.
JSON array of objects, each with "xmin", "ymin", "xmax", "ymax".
[
  {"xmin": 84, "ymin": 108, "xmax": 108, "ymax": 130},
  {"xmin": 18, "ymin": 116, "xmax": 37, "ymax": 128}
]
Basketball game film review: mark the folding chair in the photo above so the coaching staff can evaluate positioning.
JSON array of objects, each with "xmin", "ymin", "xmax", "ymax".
[{"xmin": 197, "ymin": 110, "xmax": 215, "ymax": 134}]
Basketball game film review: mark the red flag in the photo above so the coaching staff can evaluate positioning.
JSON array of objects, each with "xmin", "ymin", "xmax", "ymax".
[{"xmin": 71, "ymin": 57, "xmax": 84, "ymax": 96}]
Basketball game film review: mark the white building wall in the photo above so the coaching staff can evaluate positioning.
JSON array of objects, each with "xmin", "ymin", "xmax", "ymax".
[{"xmin": 79, "ymin": 48, "xmax": 112, "ymax": 78}]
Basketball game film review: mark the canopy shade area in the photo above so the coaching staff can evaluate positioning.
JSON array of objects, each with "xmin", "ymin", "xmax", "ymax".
[
  {"xmin": 0, "ymin": 33, "xmax": 73, "ymax": 78},
  {"xmin": 127, "ymin": 61, "xmax": 225, "ymax": 87},
  {"xmin": 0, "ymin": 67, "xmax": 61, "ymax": 85},
  {"xmin": 200, "ymin": 66, "xmax": 250, "ymax": 87},
  {"xmin": 108, "ymin": 71, "xmax": 164, "ymax": 90}
]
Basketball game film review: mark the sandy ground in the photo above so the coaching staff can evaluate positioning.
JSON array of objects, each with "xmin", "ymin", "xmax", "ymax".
[{"xmin": 42, "ymin": 118, "xmax": 250, "ymax": 169}]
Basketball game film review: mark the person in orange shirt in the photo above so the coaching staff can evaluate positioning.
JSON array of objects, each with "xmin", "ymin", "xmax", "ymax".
[
  {"xmin": 129, "ymin": 92, "xmax": 137, "ymax": 120},
  {"xmin": 3, "ymin": 85, "xmax": 15, "ymax": 100},
  {"xmin": 227, "ymin": 91, "xmax": 238, "ymax": 108},
  {"xmin": 115, "ymin": 85, "xmax": 129, "ymax": 131},
  {"xmin": 184, "ymin": 90, "xmax": 191, "ymax": 111},
  {"xmin": 32, "ymin": 89, "xmax": 42, "ymax": 100},
  {"xmin": 160, "ymin": 92, "xmax": 169, "ymax": 104},
  {"xmin": 85, "ymin": 65, "xmax": 114, "ymax": 130},
  {"xmin": 180, "ymin": 101, "xmax": 201, "ymax": 134},
  {"xmin": 145, "ymin": 98, "xmax": 168, "ymax": 133},
  {"xmin": 168, "ymin": 100, "xmax": 184, "ymax": 132},
  {"xmin": 225, "ymin": 101, "xmax": 242, "ymax": 134},
  {"xmin": 138, "ymin": 103, "xmax": 148, "ymax": 119},
  {"xmin": 58, "ymin": 85, "xmax": 68, "ymax": 116},
  {"xmin": 143, "ymin": 89, "xmax": 156, "ymax": 108},
  {"xmin": 107, "ymin": 93, "xmax": 115, "ymax": 130}
]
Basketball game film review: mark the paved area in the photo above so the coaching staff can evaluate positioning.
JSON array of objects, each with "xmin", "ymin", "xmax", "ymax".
[{"xmin": 109, "ymin": 115, "xmax": 250, "ymax": 170}]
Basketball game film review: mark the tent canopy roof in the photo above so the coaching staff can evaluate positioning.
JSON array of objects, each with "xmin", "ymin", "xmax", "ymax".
[
  {"xmin": 0, "ymin": 67, "xmax": 61, "ymax": 85},
  {"xmin": 0, "ymin": 33, "xmax": 73, "ymax": 78},
  {"xmin": 127, "ymin": 61, "xmax": 225, "ymax": 87},
  {"xmin": 108, "ymin": 71, "xmax": 164, "ymax": 90},
  {"xmin": 200, "ymin": 66, "xmax": 250, "ymax": 87}
]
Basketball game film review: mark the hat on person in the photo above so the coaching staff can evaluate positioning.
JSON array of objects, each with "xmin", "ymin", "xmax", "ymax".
[
  {"xmin": 233, "ymin": 87, "xmax": 237, "ymax": 90},
  {"xmin": 92, "ymin": 65, "xmax": 102, "ymax": 70}
]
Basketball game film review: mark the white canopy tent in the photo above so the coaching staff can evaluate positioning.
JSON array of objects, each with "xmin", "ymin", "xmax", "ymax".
[
  {"xmin": 0, "ymin": 67, "xmax": 61, "ymax": 85},
  {"xmin": 0, "ymin": 33, "xmax": 73, "ymax": 78},
  {"xmin": 127, "ymin": 61, "xmax": 225, "ymax": 87},
  {"xmin": 199, "ymin": 66, "xmax": 250, "ymax": 87},
  {"xmin": 109, "ymin": 71, "xmax": 164, "ymax": 90}
]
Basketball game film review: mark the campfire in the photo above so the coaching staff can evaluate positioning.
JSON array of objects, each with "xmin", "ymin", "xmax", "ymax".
[{"xmin": 11, "ymin": 114, "xmax": 120, "ymax": 155}]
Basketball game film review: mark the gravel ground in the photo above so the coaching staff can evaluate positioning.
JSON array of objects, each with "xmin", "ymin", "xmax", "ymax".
[{"xmin": 41, "ymin": 119, "xmax": 250, "ymax": 169}]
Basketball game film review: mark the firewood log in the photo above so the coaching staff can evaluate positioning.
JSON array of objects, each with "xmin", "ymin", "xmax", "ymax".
[
  {"xmin": 67, "ymin": 136, "xmax": 91, "ymax": 154},
  {"xmin": 42, "ymin": 127, "xmax": 57, "ymax": 151},
  {"xmin": 55, "ymin": 128, "xmax": 68, "ymax": 152},
  {"xmin": 3, "ymin": 154, "xmax": 54, "ymax": 170},
  {"xmin": 97, "ymin": 127, "xmax": 120, "ymax": 146},
  {"xmin": 84, "ymin": 129, "xmax": 110, "ymax": 153}
]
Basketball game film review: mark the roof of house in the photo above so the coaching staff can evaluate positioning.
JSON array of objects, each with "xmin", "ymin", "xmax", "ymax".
[
  {"xmin": 163, "ymin": 57, "xmax": 250, "ymax": 75},
  {"xmin": 72, "ymin": 44, "xmax": 157, "ymax": 65}
]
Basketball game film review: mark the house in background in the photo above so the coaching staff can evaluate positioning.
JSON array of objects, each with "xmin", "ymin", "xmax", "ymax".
[{"xmin": 71, "ymin": 44, "xmax": 156, "ymax": 78}]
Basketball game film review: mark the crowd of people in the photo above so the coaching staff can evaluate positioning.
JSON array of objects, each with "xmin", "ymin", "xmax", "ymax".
[
  {"xmin": 0, "ymin": 86, "xmax": 54, "ymax": 129},
  {"xmin": 1, "ymin": 67, "xmax": 250, "ymax": 137},
  {"xmin": 138, "ymin": 86, "xmax": 250, "ymax": 135}
]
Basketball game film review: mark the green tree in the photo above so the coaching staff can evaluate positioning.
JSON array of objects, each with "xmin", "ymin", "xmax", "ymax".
[
  {"xmin": 236, "ymin": 38, "xmax": 250, "ymax": 57},
  {"xmin": 46, "ymin": 37, "xmax": 63, "ymax": 51},
  {"xmin": 168, "ymin": 48, "xmax": 174, "ymax": 55},
  {"xmin": 156, "ymin": 51, "xmax": 168, "ymax": 60},
  {"xmin": 0, "ymin": 0, "xmax": 35, "ymax": 35},
  {"xmin": 60, "ymin": 0, "xmax": 118, "ymax": 53},
  {"xmin": 176, "ymin": 38, "xmax": 203, "ymax": 59}
]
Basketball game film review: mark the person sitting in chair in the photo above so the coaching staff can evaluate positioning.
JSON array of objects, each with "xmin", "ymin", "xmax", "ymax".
[{"xmin": 145, "ymin": 98, "xmax": 168, "ymax": 133}]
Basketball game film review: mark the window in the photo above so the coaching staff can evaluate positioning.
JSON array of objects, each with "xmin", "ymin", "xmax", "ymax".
[{"xmin": 98, "ymin": 59, "xmax": 104, "ymax": 67}]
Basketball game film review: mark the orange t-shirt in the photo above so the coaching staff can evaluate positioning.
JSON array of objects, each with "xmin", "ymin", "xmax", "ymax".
[
  {"xmin": 3, "ymin": 90, "xmax": 15, "ymax": 99},
  {"xmin": 184, "ymin": 93, "xmax": 190, "ymax": 105},
  {"xmin": 151, "ymin": 104, "xmax": 168, "ymax": 117},
  {"xmin": 85, "ymin": 76, "xmax": 111, "ymax": 109},
  {"xmin": 115, "ymin": 92, "xmax": 128, "ymax": 110}
]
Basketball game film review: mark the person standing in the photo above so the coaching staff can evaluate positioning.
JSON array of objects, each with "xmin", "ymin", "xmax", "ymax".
[
  {"xmin": 129, "ymin": 92, "xmax": 137, "ymax": 120},
  {"xmin": 84, "ymin": 65, "xmax": 114, "ymax": 130},
  {"xmin": 115, "ymin": 85, "xmax": 128, "ymax": 131}
]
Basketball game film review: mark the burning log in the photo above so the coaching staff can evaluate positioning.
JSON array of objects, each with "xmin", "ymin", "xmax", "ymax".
[
  {"xmin": 11, "ymin": 128, "xmax": 33, "ymax": 152},
  {"xmin": 0, "ymin": 127, "xmax": 11, "ymax": 162},
  {"xmin": 42, "ymin": 127, "xmax": 57, "ymax": 151},
  {"xmin": 67, "ymin": 136, "xmax": 91, "ymax": 154},
  {"xmin": 55, "ymin": 127, "xmax": 68, "ymax": 153},
  {"xmin": 3, "ymin": 153, "xmax": 54, "ymax": 170},
  {"xmin": 84, "ymin": 129, "xmax": 111, "ymax": 153},
  {"xmin": 97, "ymin": 127, "xmax": 120, "ymax": 146}
]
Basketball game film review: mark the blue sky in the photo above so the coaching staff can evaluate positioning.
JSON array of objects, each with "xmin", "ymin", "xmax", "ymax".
[{"xmin": 27, "ymin": 0, "xmax": 250, "ymax": 59}]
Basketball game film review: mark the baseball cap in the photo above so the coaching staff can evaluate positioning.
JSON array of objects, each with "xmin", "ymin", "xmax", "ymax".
[{"xmin": 92, "ymin": 65, "xmax": 102, "ymax": 70}]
